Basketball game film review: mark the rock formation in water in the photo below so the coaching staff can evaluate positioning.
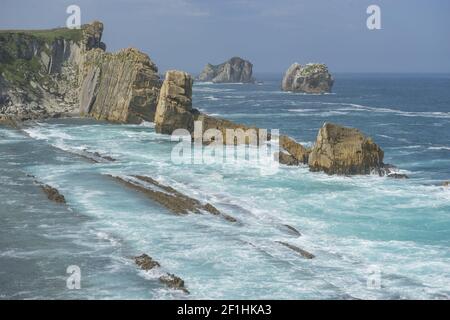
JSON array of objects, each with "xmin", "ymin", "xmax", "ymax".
[
  {"xmin": 0, "ymin": 21, "xmax": 161, "ymax": 124},
  {"xmin": 154, "ymin": 70, "xmax": 194, "ymax": 134},
  {"xmin": 308, "ymin": 122, "xmax": 384, "ymax": 175},
  {"xmin": 282, "ymin": 63, "xmax": 333, "ymax": 93},
  {"xmin": 198, "ymin": 57, "xmax": 254, "ymax": 83},
  {"xmin": 155, "ymin": 70, "xmax": 265, "ymax": 144}
]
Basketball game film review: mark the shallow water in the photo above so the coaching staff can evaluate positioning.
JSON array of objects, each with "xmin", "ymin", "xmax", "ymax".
[{"xmin": 1, "ymin": 74, "xmax": 449, "ymax": 299}]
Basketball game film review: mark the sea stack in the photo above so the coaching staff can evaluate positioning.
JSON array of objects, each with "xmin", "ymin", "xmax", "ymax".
[
  {"xmin": 198, "ymin": 57, "xmax": 254, "ymax": 83},
  {"xmin": 308, "ymin": 122, "xmax": 384, "ymax": 175},
  {"xmin": 154, "ymin": 70, "xmax": 194, "ymax": 134},
  {"xmin": 282, "ymin": 63, "xmax": 333, "ymax": 94}
]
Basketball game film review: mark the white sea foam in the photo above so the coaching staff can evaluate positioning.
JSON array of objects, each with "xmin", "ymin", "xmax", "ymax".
[{"xmin": 320, "ymin": 102, "xmax": 450, "ymax": 119}]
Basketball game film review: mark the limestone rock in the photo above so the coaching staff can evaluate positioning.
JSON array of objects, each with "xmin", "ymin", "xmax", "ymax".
[
  {"xmin": 80, "ymin": 48, "xmax": 161, "ymax": 123},
  {"xmin": 276, "ymin": 151, "xmax": 299, "ymax": 166},
  {"xmin": 154, "ymin": 70, "xmax": 194, "ymax": 134},
  {"xmin": 134, "ymin": 254, "xmax": 160, "ymax": 271},
  {"xmin": 0, "ymin": 21, "xmax": 106, "ymax": 120},
  {"xmin": 198, "ymin": 57, "xmax": 254, "ymax": 83},
  {"xmin": 308, "ymin": 122, "xmax": 384, "ymax": 175},
  {"xmin": 279, "ymin": 135, "xmax": 310, "ymax": 164},
  {"xmin": 282, "ymin": 63, "xmax": 333, "ymax": 93}
]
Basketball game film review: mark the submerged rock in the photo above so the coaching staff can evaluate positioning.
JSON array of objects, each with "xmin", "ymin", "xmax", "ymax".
[
  {"xmin": 198, "ymin": 57, "xmax": 254, "ymax": 83},
  {"xmin": 39, "ymin": 184, "xmax": 66, "ymax": 204},
  {"xmin": 109, "ymin": 174, "xmax": 237, "ymax": 222},
  {"xmin": 387, "ymin": 173, "xmax": 409, "ymax": 179},
  {"xmin": 282, "ymin": 63, "xmax": 333, "ymax": 93},
  {"xmin": 276, "ymin": 241, "xmax": 315, "ymax": 259},
  {"xmin": 133, "ymin": 254, "xmax": 189, "ymax": 294},
  {"xmin": 134, "ymin": 254, "xmax": 160, "ymax": 271},
  {"xmin": 308, "ymin": 122, "xmax": 384, "ymax": 175},
  {"xmin": 159, "ymin": 273, "xmax": 189, "ymax": 294}
]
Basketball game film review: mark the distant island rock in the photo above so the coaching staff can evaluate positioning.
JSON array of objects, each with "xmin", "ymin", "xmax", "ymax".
[
  {"xmin": 198, "ymin": 57, "xmax": 254, "ymax": 83},
  {"xmin": 282, "ymin": 63, "xmax": 333, "ymax": 93}
]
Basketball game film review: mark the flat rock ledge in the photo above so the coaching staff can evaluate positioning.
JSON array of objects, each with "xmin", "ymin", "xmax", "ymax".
[
  {"xmin": 109, "ymin": 174, "xmax": 237, "ymax": 222},
  {"xmin": 276, "ymin": 241, "xmax": 315, "ymax": 259}
]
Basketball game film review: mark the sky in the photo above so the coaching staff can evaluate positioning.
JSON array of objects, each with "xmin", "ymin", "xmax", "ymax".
[{"xmin": 1, "ymin": 0, "xmax": 449, "ymax": 74}]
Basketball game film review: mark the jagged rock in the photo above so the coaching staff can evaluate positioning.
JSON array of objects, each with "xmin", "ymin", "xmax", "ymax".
[
  {"xmin": 308, "ymin": 122, "xmax": 384, "ymax": 175},
  {"xmin": 39, "ymin": 184, "xmax": 66, "ymax": 204},
  {"xmin": 134, "ymin": 254, "xmax": 160, "ymax": 271},
  {"xmin": 80, "ymin": 48, "xmax": 161, "ymax": 123},
  {"xmin": 159, "ymin": 274, "xmax": 189, "ymax": 294},
  {"xmin": 282, "ymin": 63, "xmax": 333, "ymax": 93},
  {"xmin": 276, "ymin": 151, "xmax": 299, "ymax": 166},
  {"xmin": 387, "ymin": 173, "xmax": 409, "ymax": 179},
  {"xmin": 279, "ymin": 135, "xmax": 310, "ymax": 164},
  {"xmin": 443, "ymin": 181, "xmax": 448, "ymax": 187},
  {"xmin": 133, "ymin": 254, "xmax": 189, "ymax": 294},
  {"xmin": 198, "ymin": 57, "xmax": 254, "ymax": 83},
  {"xmin": 154, "ymin": 70, "xmax": 194, "ymax": 134}
]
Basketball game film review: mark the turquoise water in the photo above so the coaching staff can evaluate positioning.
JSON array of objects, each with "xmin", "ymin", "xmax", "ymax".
[{"xmin": 0, "ymin": 74, "xmax": 449, "ymax": 299}]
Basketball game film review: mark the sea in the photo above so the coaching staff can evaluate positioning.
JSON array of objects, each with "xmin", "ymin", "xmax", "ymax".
[{"xmin": 0, "ymin": 73, "xmax": 449, "ymax": 299}]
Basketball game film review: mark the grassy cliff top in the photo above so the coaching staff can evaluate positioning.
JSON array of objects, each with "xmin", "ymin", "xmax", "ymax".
[{"xmin": 0, "ymin": 26, "xmax": 84, "ymax": 43}]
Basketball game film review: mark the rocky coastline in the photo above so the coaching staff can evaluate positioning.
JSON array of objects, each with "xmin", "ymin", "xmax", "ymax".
[{"xmin": 1, "ymin": 21, "xmax": 395, "ymax": 177}]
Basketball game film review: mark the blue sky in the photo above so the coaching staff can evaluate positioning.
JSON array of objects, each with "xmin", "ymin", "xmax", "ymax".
[{"xmin": 1, "ymin": 0, "xmax": 449, "ymax": 74}]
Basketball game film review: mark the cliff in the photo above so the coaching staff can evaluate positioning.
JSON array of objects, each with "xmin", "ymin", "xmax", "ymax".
[
  {"xmin": 79, "ymin": 48, "xmax": 161, "ymax": 123},
  {"xmin": 282, "ymin": 63, "xmax": 333, "ymax": 93},
  {"xmin": 0, "ymin": 21, "xmax": 161, "ymax": 124},
  {"xmin": 0, "ymin": 22, "xmax": 104, "ymax": 121},
  {"xmin": 198, "ymin": 57, "xmax": 254, "ymax": 83}
]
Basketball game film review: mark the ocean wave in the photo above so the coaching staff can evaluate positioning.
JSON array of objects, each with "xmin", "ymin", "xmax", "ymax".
[
  {"xmin": 204, "ymin": 95, "xmax": 220, "ymax": 101},
  {"xmin": 428, "ymin": 146, "xmax": 450, "ymax": 151},
  {"xmin": 320, "ymin": 102, "xmax": 450, "ymax": 119}
]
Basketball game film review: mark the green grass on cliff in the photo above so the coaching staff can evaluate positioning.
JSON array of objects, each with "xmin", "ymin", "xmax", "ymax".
[{"xmin": 0, "ymin": 27, "xmax": 83, "ymax": 43}]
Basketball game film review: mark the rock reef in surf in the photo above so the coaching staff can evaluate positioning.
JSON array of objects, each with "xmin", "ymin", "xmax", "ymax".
[{"xmin": 134, "ymin": 254, "xmax": 189, "ymax": 294}]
